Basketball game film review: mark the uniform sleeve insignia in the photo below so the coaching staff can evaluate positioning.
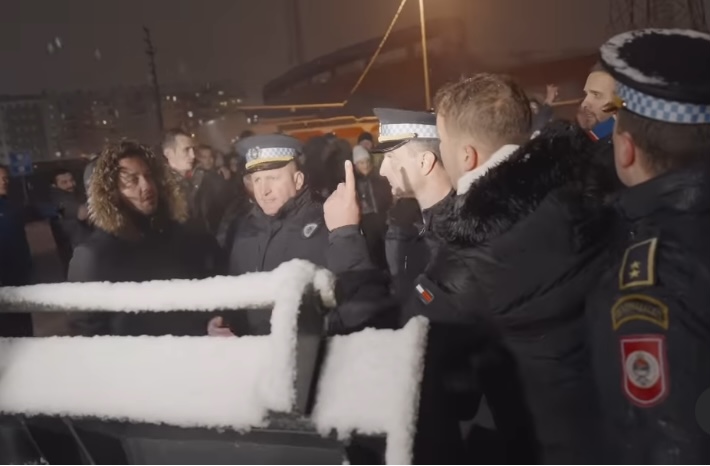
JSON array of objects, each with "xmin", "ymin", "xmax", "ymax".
[
  {"xmin": 611, "ymin": 294, "xmax": 668, "ymax": 331},
  {"xmin": 302, "ymin": 222, "xmax": 319, "ymax": 239},
  {"xmin": 620, "ymin": 334, "xmax": 669, "ymax": 408},
  {"xmin": 619, "ymin": 238, "xmax": 658, "ymax": 290}
]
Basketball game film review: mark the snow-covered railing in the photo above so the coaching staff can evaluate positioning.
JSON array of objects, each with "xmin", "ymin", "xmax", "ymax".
[{"xmin": 0, "ymin": 260, "xmax": 429, "ymax": 464}]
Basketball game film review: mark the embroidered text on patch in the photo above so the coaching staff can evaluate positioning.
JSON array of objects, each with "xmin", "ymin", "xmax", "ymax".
[
  {"xmin": 302, "ymin": 222, "xmax": 319, "ymax": 239},
  {"xmin": 620, "ymin": 335, "xmax": 669, "ymax": 408},
  {"xmin": 611, "ymin": 294, "xmax": 669, "ymax": 331},
  {"xmin": 619, "ymin": 238, "xmax": 658, "ymax": 290},
  {"xmin": 415, "ymin": 284, "xmax": 434, "ymax": 305}
]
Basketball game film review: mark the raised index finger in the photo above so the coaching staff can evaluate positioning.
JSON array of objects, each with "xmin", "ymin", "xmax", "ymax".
[{"xmin": 344, "ymin": 160, "xmax": 356, "ymax": 195}]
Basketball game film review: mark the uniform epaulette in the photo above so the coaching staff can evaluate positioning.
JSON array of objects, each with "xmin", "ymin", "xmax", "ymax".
[{"xmin": 619, "ymin": 238, "xmax": 658, "ymax": 290}]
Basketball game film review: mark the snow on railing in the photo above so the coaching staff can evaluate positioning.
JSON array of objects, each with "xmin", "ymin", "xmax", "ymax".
[{"xmin": 0, "ymin": 259, "xmax": 428, "ymax": 464}]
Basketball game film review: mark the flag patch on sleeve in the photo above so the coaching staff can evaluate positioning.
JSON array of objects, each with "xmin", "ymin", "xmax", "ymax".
[
  {"xmin": 415, "ymin": 283, "xmax": 434, "ymax": 305},
  {"xmin": 620, "ymin": 334, "xmax": 669, "ymax": 408}
]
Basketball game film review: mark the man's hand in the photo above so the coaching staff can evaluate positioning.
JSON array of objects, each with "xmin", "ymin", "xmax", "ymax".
[
  {"xmin": 77, "ymin": 204, "xmax": 89, "ymax": 221},
  {"xmin": 324, "ymin": 160, "xmax": 361, "ymax": 231},
  {"xmin": 207, "ymin": 316, "xmax": 235, "ymax": 337},
  {"xmin": 544, "ymin": 84, "xmax": 559, "ymax": 105}
]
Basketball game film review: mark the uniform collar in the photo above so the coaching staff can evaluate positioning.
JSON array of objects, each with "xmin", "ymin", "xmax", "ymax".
[
  {"xmin": 618, "ymin": 166, "xmax": 710, "ymax": 220},
  {"xmin": 421, "ymin": 189, "xmax": 455, "ymax": 228}
]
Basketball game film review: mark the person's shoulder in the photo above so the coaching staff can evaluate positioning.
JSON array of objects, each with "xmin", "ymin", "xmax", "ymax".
[{"xmin": 76, "ymin": 228, "xmax": 116, "ymax": 253}]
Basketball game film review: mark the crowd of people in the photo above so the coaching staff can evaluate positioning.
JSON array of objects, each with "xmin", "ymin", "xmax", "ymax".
[{"xmin": 1, "ymin": 27, "xmax": 710, "ymax": 463}]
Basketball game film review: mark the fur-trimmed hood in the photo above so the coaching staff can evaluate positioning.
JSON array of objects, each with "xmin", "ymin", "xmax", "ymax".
[
  {"xmin": 87, "ymin": 140, "xmax": 188, "ymax": 238},
  {"xmin": 434, "ymin": 120, "xmax": 609, "ymax": 247}
]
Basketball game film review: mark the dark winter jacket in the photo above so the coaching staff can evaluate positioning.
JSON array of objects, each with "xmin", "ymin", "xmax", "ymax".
[
  {"xmin": 532, "ymin": 103, "xmax": 555, "ymax": 133},
  {"xmin": 587, "ymin": 167, "xmax": 710, "ymax": 464},
  {"xmin": 356, "ymin": 173, "xmax": 392, "ymax": 269},
  {"xmin": 48, "ymin": 187, "xmax": 92, "ymax": 247},
  {"xmin": 226, "ymin": 188, "xmax": 328, "ymax": 275},
  {"xmin": 0, "ymin": 197, "xmax": 32, "ymax": 287},
  {"xmin": 385, "ymin": 194, "xmax": 453, "ymax": 302},
  {"xmin": 193, "ymin": 168, "xmax": 234, "ymax": 235},
  {"xmin": 401, "ymin": 121, "xmax": 612, "ymax": 463},
  {"xmin": 48, "ymin": 187, "xmax": 92, "ymax": 275},
  {"xmin": 0, "ymin": 196, "xmax": 33, "ymax": 337},
  {"xmin": 68, "ymin": 144, "xmax": 219, "ymax": 337},
  {"xmin": 585, "ymin": 117, "xmax": 623, "ymax": 195},
  {"xmin": 175, "ymin": 168, "xmax": 223, "ymax": 235},
  {"xmin": 327, "ymin": 123, "xmax": 614, "ymax": 463}
]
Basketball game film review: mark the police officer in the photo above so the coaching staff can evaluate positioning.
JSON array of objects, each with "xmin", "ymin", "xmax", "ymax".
[
  {"xmin": 209, "ymin": 134, "xmax": 330, "ymax": 336},
  {"xmin": 375, "ymin": 108, "xmax": 453, "ymax": 298},
  {"xmin": 328, "ymin": 109, "xmax": 451, "ymax": 279},
  {"xmin": 226, "ymin": 134, "xmax": 327, "ymax": 274},
  {"xmin": 587, "ymin": 28, "xmax": 710, "ymax": 463}
]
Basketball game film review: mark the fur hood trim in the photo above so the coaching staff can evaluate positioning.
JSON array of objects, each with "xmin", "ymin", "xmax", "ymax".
[
  {"xmin": 87, "ymin": 140, "xmax": 188, "ymax": 237},
  {"xmin": 433, "ymin": 121, "xmax": 603, "ymax": 247}
]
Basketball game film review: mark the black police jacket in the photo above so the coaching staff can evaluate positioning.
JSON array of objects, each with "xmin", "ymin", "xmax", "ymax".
[
  {"xmin": 586, "ymin": 167, "xmax": 710, "ymax": 464},
  {"xmin": 227, "ymin": 189, "xmax": 328, "ymax": 275},
  {"xmin": 385, "ymin": 194, "xmax": 452, "ymax": 303}
]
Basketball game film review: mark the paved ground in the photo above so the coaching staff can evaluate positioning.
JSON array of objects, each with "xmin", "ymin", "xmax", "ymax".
[{"xmin": 24, "ymin": 221, "xmax": 71, "ymax": 336}]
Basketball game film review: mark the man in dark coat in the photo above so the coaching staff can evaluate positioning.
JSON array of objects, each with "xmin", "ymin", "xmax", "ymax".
[
  {"xmin": 586, "ymin": 28, "xmax": 710, "ymax": 464},
  {"xmin": 162, "ymin": 128, "xmax": 211, "ymax": 234},
  {"xmin": 207, "ymin": 134, "xmax": 330, "ymax": 336},
  {"xmin": 68, "ymin": 140, "xmax": 218, "ymax": 337},
  {"xmin": 194, "ymin": 144, "xmax": 235, "ymax": 235},
  {"xmin": 0, "ymin": 164, "xmax": 33, "ymax": 337},
  {"xmin": 326, "ymin": 74, "xmax": 612, "ymax": 464},
  {"xmin": 48, "ymin": 168, "xmax": 92, "ymax": 277}
]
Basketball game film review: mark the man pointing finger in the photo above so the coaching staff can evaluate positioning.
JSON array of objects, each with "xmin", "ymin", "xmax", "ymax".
[{"xmin": 324, "ymin": 160, "xmax": 361, "ymax": 232}]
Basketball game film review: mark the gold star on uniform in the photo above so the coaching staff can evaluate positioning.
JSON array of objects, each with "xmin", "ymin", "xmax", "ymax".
[{"xmin": 629, "ymin": 261, "xmax": 642, "ymax": 279}]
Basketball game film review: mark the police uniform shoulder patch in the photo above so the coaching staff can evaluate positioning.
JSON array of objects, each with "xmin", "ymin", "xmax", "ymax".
[
  {"xmin": 302, "ymin": 222, "xmax": 320, "ymax": 239},
  {"xmin": 620, "ymin": 334, "xmax": 669, "ymax": 408},
  {"xmin": 611, "ymin": 294, "xmax": 669, "ymax": 331},
  {"xmin": 619, "ymin": 238, "xmax": 658, "ymax": 290}
]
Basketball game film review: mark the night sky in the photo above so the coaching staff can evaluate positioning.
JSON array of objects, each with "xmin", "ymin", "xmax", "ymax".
[{"xmin": 1, "ymin": 0, "xmax": 708, "ymax": 100}]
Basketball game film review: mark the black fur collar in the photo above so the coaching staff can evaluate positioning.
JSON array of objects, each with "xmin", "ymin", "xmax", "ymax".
[{"xmin": 433, "ymin": 121, "xmax": 601, "ymax": 247}]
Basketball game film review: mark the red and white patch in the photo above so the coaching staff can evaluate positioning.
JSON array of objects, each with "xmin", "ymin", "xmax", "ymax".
[
  {"xmin": 415, "ymin": 284, "xmax": 434, "ymax": 305},
  {"xmin": 620, "ymin": 335, "xmax": 669, "ymax": 408}
]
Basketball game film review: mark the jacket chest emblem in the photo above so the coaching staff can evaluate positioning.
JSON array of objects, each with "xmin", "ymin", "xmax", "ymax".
[{"xmin": 302, "ymin": 222, "xmax": 319, "ymax": 239}]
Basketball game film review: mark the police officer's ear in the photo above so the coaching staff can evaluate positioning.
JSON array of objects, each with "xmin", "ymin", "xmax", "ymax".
[
  {"xmin": 419, "ymin": 151, "xmax": 438, "ymax": 176},
  {"xmin": 293, "ymin": 169, "xmax": 305, "ymax": 191}
]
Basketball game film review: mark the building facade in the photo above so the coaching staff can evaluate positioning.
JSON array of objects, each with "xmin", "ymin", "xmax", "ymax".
[{"xmin": 0, "ymin": 95, "xmax": 56, "ymax": 166}]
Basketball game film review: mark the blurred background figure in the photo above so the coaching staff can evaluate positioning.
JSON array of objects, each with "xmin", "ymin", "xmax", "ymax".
[
  {"xmin": 357, "ymin": 131, "xmax": 374, "ymax": 151},
  {"xmin": 0, "ymin": 163, "xmax": 34, "ymax": 336},
  {"xmin": 352, "ymin": 144, "xmax": 392, "ymax": 269},
  {"xmin": 531, "ymin": 84, "xmax": 559, "ymax": 133},
  {"xmin": 0, "ymin": 164, "xmax": 32, "ymax": 288},
  {"xmin": 579, "ymin": 63, "xmax": 616, "ymax": 131},
  {"xmin": 302, "ymin": 135, "xmax": 351, "ymax": 201},
  {"xmin": 48, "ymin": 168, "xmax": 92, "ymax": 278}
]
